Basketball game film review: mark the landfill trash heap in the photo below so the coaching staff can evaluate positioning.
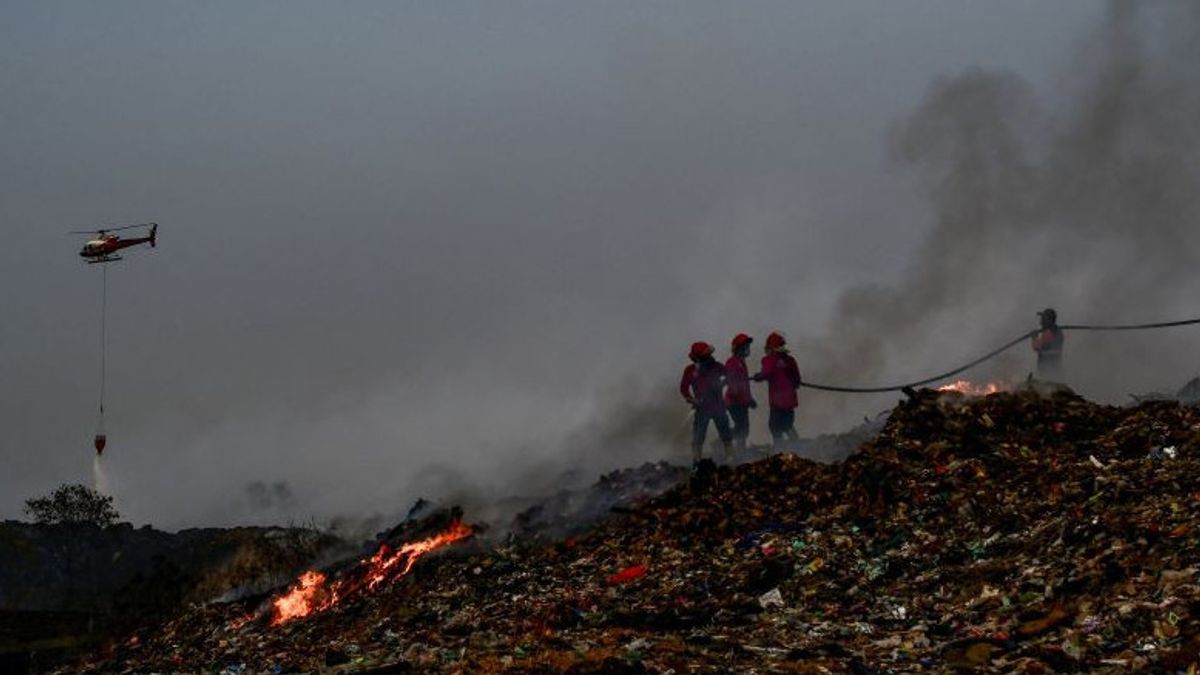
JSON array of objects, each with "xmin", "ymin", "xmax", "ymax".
[{"xmin": 57, "ymin": 388, "xmax": 1200, "ymax": 673}]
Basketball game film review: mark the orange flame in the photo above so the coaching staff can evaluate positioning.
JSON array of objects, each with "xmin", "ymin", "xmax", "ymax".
[
  {"xmin": 937, "ymin": 379, "xmax": 1008, "ymax": 397},
  {"xmin": 365, "ymin": 520, "xmax": 475, "ymax": 590},
  {"xmin": 269, "ymin": 520, "xmax": 473, "ymax": 626},
  {"xmin": 272, "ymin": 570, "xmax": 328, "ymax": 624}
]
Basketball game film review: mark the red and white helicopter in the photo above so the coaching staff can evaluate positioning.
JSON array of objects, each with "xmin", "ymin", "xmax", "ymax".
[{"xmin": 73, "ymin": 222, "xmax": 157, "ymax": 263}]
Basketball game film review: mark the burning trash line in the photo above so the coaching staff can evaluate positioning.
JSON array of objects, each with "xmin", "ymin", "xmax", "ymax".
[
  {"xmin": 268, "ymin": 520, "xmax": 473, "ymax": 626},
  {"xmin": 936, "ymin": 379, "xmax": 1009, "ymax": 397}
]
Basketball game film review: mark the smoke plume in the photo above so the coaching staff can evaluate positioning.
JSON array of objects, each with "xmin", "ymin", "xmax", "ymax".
[
  {"xmin": 564, "ymin": 2, "xmax": 1200, "ymax": 479},
  {"xmin": 789, "ymin": 2, "xmax": 1200, "ymax": 427},
  {"xmin": 5, "ymin": 3, "xmax": 1197, "ymax": 529}
]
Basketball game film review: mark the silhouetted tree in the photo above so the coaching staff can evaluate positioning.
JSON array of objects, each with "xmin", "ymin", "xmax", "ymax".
[{"xmin": 24, "ymin": 483, "xmax": 119, "ymax": 527}]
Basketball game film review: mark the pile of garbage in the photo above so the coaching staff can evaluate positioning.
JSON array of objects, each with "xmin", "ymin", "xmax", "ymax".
[
  {"xmin": 57, "ymin": 387, "xmax": 1200, "ymax": 673},
  {"xmin": 508, "ymin": 462, "xmax": 688, "ymax": 541}
]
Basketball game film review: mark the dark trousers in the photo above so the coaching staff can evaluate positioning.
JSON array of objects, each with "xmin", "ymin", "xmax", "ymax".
[
  {"xmin": 727, "ymin": 405, "xmax": 750, "ymax": 448},
  {"xmin": 692, "ymin": 410, "xmax": 733, "ymax": 458},
  {"xmin": 1037, "ymin": 352, "xmax": 1063, "ymax": 381},
  {"xmin": 768, "ymin": 408, "xmax": 799, "ymax": 448}
]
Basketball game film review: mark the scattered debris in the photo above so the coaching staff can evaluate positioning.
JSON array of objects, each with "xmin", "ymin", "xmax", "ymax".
[{"xmin": 47, "ymin": 388, "xmax": 1200, "ymax": 673}]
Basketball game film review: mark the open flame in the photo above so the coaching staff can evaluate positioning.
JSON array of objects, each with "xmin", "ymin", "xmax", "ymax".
[
  {"xmin": 269, "ymin": 520, "xmax": 473, "ymax": 626},
  {"xmin": 937, "ymin": 379, "xmax": 1008, "ymax": 397},
  {"xmin": 272, "ymin": 570, "xmax": 328, "ymax": 624}
]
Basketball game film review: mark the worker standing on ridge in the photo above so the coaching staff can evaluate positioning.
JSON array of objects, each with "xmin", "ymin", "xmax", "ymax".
[
  {"xmin": 724, "ymin": 333, "xmax": 756, "ymax": 454},
  {"xmin": 1032, "ymin": 308, "xmax": 1065, "ymax": 380},
  {"xmin": 680, "ymin": 341, "xmax": 733, "ymax": 468},
  {"xmin": 754, "ymin": 331, "xmax": 801, "ymax": 449}
]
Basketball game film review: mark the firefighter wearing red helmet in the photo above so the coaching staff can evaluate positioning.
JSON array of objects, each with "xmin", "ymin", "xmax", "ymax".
[
  {"xmin": 754, "ymin": 331, "xmax": 801, "ymax": 448},
  {"xmin": 679, "ymin": 341, "xmax": 733, "ymax": 468},
  {"xmin": 724, "ymin": 333, "xmax": 756, "ymax": 452}
]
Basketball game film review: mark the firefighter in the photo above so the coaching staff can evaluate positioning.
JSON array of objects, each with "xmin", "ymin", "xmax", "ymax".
[
  {"xmin": 1032, "ymin": 308, "xmax": 1065, "ymax": 380},
  {"xmin": 680, "ymin": 341, "xmax": 733, "ymax": 467},
  {"xmin": 754, "ymin": 331, "xmax": 801, "ymax": 448},
  {"xmin": 724, "ymin": 333, "xmax": 756, "ymax": 453}
]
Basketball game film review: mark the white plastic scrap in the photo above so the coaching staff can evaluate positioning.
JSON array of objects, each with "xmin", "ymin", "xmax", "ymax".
[
  {"xmin": 758, "ymin": 588, "xmax": 785, "ymax": 610},
  {"xmin": 625, "ymin": 637, "xmax": 653, "ymax": 653}
]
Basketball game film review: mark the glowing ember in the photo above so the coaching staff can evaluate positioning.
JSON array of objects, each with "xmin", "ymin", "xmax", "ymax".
[
  {"xmin": 228, "ymin": 612, "xmax": 255, "ymax": 632},
  {"xmin": 937, "ymin": 379, "xmax": 1008, "ymax": 397},
  {"xmin": 269, "ymin": 521, "xmax": 473, "ymax": 626}
]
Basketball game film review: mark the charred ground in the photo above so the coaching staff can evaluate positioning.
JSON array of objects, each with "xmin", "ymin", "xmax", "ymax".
[{"xmin": 46, "ymin": 388, "xmax": 1200, "ymax": 672}]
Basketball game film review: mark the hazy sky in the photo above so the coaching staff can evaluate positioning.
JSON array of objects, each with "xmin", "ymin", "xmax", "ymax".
[{"xmin": 7, "ymin": 2, "xmax": 1195, "ymax": 529}]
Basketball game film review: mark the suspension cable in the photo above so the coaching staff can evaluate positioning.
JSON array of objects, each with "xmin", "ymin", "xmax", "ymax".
[{"xmin": 98, "ymin": 264, "xmax": 107, "ymax": 428}]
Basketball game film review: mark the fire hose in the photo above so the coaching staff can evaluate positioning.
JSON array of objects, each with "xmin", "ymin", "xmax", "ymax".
[
  {"xmin": 798, "ymin": 316, "xmax": 1200, "ymax": 394},
  {"xmin": 1059, "ymin": 318, "xmax": 1200, "ymax": 331}
]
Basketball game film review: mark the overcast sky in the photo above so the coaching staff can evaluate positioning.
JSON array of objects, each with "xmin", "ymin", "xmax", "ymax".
[{"xmin": 4, "ymin": 2, "xmax": 1195, "ymax": 529}]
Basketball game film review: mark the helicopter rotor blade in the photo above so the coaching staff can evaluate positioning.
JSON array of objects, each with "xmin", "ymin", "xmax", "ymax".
[{"xmin": 68, "ymin": 222, "xmax": 156, "ymax": 235}]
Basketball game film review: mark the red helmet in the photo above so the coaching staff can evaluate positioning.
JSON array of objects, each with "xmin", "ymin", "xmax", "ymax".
[
  {"xmin": 689, "ymin": 341, "xmax": 714, "ymax": 359},
  {"xmin": 731, "ymin": 333, "xmax": 753, "ymax": 351},
  {"xmin": 765, "ymin": 331, "xmax": 786, "ymax": 350}
]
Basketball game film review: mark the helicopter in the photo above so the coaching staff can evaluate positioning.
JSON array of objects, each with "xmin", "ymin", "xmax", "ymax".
[
  {"xmin": 72, "ymin": 222, "xmax": 159, "ymax": 454},
  {"xmin": 72, "ymin": 222, "xmax": 157, "ymax": 263}
]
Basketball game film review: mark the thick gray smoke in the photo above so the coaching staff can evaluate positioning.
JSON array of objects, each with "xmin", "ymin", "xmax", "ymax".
[
  {"xmin": 570, "ymin": 1, "xmax": 1200, "ymax": 472},
  {"xmin": 4, "ymin": 3, "xmax": 1196, "ymax": 530},
  {"xmin": 789, "ymin": 2, "xmax": 1200, "ymax": 430}
]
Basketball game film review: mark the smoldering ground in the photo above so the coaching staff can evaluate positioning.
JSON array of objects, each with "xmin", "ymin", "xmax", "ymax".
[{"xmin": 2, "ymin": 3, "xmax": 1196, "ymax": 530}]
